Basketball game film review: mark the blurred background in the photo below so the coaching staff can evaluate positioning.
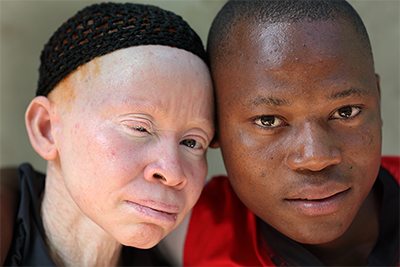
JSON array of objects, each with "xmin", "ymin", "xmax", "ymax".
[{"xmin": 1, "ymin": 0, "xmax": 399, "ymax": 178}]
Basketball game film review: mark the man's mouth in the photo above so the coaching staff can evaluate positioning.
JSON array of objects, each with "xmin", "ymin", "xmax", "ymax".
[{"xmin": 285, "ymin": 187, "xmax": 351, "ymax": 216}]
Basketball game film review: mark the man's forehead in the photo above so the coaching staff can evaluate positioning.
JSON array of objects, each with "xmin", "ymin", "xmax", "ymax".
[
  {"xmin": 231, "ymin": 20, "xmax": 359, "ymax": 56},
  {"xmin": 211, "ymin": 20, "xmax": 377, "ymax": 103},
  {"xmin": 212, "ymin": 19, "xmax": 372, "ymax": 83}
]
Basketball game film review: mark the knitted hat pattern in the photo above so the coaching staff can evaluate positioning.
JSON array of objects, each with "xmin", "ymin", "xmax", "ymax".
[{"xmin": 37, "ymin": 2, "xmax": 207, "ymax": 96}]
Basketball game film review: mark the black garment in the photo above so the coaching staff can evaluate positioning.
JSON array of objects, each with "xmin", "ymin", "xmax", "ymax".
[
  {"xmin": 259, "ymin": 167, "xmax": 400, "ymax": 266},
  {"xmin": 4, "ymin": 163, "xmax": 170, "ymax": 266}
]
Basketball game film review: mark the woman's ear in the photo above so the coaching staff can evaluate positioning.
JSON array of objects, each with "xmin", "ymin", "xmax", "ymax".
[{"xmin": 25, "ymin": 96, "xmax": 58, "ymax": 161}]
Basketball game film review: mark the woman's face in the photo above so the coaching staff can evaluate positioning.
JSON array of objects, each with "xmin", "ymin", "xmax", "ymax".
[{"xmin": 50, "ymin": 45, "xmax": 214, "ymax": 248}]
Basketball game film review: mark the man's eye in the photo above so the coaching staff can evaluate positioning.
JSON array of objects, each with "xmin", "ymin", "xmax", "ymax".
[
  {"xmin": 331, "ymin": 106, "xmax": 361, "ymax": 119},
  {"xmin": 254, "ymin": 115, "xmax": 285, "ymax": 128},
  {"xmin": 180, "ymin": 139, "xmax": 200, "ymax": 149}
]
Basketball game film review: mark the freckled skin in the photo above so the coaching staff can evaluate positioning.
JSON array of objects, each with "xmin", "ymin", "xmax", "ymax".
[{"xmin": 213, "ymin": 20, "xmax": 382, "ymax": 263}]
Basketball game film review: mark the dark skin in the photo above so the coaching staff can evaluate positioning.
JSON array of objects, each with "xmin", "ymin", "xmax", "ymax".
[
  {"xmin": 211, "ymin": 19, "xmax": 382, "ymax": 266},
  {"xmin": 0, "ymin": 167, "xmax": 20, "ymax": 265}
]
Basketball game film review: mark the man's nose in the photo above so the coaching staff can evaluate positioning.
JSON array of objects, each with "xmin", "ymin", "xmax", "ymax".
[{"xmin": 284, "ymin": 121, "xmax": 342, "ymax": 171}]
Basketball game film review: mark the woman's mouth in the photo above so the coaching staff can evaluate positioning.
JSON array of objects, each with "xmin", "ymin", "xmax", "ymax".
[{"xmin": 125, "ymin": 200, "xmax": 179, "ymax": 226}]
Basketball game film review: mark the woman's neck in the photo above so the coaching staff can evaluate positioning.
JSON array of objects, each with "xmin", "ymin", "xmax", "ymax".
[{"xmin": 41, "ymin": 164, "xmax": 123, "ymax": 267}]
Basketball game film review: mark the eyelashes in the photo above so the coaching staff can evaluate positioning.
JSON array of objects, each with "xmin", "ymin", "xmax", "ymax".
[
  {"xmin": 330, "ymin": 106, "xmax": 362, "ymax": 120},
  {"xmin": 131, "ymin": 125, "xmax": 148, "ymax": 132},
  {"xmin": 123, "ymin": 121, "xmax": 208, "ymax": 151},
  {"xmin": 180, "ymin": 139, "xmax": 201, "ymax": 149},
  {"xmin": 253, "ymin": 115, "xmax": 287, "ymax": 128}
]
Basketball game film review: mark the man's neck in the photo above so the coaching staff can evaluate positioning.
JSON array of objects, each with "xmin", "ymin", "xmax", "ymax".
[{"xmin": 41, "ymin": 165, "xmax": 123, "ymax": 266}]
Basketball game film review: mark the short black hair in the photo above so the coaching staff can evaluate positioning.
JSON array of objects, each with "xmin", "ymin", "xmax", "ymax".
[{"xmin": 207, "ymin": 0, "xmax": 372, "ymax": 70}]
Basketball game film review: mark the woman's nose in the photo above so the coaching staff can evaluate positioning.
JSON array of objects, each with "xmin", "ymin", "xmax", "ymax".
[
  {"xmin": 285, "ymin": 122, "xmax": 342, "ymax": 171},
  {"xmin": 143, "ymin": 139, "xmax": 187, "ymax": 190}
]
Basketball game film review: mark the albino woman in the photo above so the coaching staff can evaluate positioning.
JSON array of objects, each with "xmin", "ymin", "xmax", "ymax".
[{"xmin": 3, "ymin": 3, "xmax": 214, "ymax": 266}]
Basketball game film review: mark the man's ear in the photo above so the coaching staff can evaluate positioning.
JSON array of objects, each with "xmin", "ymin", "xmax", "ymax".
[
  {"xmin": 25, "ymin": 96, "xmax": 58, "ymax": 161},
  {"xmin": 209, "ymin": 133, "xmax": 220, "ymax": 149},
  {"xmin": 375, "ymin": 73, "xmax": 381, "ymax": 98}
]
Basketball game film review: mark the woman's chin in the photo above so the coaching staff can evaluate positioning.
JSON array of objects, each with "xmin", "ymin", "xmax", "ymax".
[{"xmin": 116, "ymin": 223, "xmax": 166, "ymax": 249}]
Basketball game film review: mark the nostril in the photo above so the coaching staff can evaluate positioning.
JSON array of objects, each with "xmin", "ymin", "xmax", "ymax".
[{"xmin": 153, "ymin": 173, "xmax": 166, "ymax": 180}]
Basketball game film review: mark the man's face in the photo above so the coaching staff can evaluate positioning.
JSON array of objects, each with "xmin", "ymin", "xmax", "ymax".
[
  {"xmin": 50, "ymin": 45, "xmax": 214, "ymax": 248},
  {"xmin": 213, "ymin": 20, "xmax": 382, "ymax": 244}
]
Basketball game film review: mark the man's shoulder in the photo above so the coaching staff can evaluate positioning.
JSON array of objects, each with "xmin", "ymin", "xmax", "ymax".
[
  {"xmin": 381, "ymin": 156, "xmax": 400, "ymax": 183},
  {"xmin": 192, "ymin": 174, "xmax": 253, "ymax": 237},
  {"xmin": 200, "ymin": 175, "xmax": 244, "ymax": 211},
  {"xmin": 185, "ymin": 175, "xmax": 275, "ymax": 266},
  {"xmin": 203, "ymin": 175, "xmax": 231, "ymax": 194}
]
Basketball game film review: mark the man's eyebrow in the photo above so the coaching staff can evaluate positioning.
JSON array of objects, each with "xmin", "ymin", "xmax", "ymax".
[
  {"xmin": 329, "ymin": 87, "xmax": 370, "ymax": 100},
  {"xmin": 247, "ymin": 96, "xmax": 291, "ymax": 107}
]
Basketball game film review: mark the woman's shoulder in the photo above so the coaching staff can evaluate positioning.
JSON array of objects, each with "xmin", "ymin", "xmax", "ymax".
[{"xmin": 0, "ymin": 167, "xmax": 20, "ymax": 265}]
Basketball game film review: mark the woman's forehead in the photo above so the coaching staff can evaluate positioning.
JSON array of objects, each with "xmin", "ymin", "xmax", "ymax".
[
  {"xmin": 51, "ymin": 45, "xmax": 212, "ymax": 115},
  {"xmin": 52, "ymin": 45, "xmax": 208, "ymax": 99},
  {"xmin": 97, "ymin": 45, "xmax": 203, "ymax": 68}
]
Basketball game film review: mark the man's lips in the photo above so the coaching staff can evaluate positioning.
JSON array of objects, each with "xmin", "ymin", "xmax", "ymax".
[
  {"xmin": 286, "ymin": 183, "xmax": 350, "ymax": 200},
  {"xmin": 125, "ymin": 200, "xmax": 179, "ymax": 226},
  {"xmin": 285, "ymin": 185, "xmax": 351, "ymax": 216}
]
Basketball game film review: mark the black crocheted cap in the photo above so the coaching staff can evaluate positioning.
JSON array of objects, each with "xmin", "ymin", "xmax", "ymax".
[{"xmin": 37, "ymin": 2, "xmax": 207, "ymax": 96}]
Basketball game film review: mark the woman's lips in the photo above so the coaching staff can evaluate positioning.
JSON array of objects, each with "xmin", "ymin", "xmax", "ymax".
[
  {"xmin": 125, "ymin": 200, "xmax": 179, "ymax": 226},
  {"xmin": 285, "ymin": 187, "xmax": 351, "ymax": 216}
]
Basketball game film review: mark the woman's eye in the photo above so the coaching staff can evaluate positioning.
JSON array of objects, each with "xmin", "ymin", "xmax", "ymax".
[
  {"xmin": 331, "ymin": 106, "xmax": 361, "ymax": 119},
  {"xmin": 254, "ymin": 115, "xmax": 285, "ymax": 128},
  {"xmin": 132, "ymin": 125, "xmax": 148, "ymax": 133},
  {"xmin": 180, "ymin": 139, "xmax": 201, "ymax": 149}
]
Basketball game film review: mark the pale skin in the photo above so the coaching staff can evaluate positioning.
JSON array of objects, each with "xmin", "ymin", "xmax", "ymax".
[{"xmin": 22, "ymin": 45, "xmax": 214, "ymax": 266}]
